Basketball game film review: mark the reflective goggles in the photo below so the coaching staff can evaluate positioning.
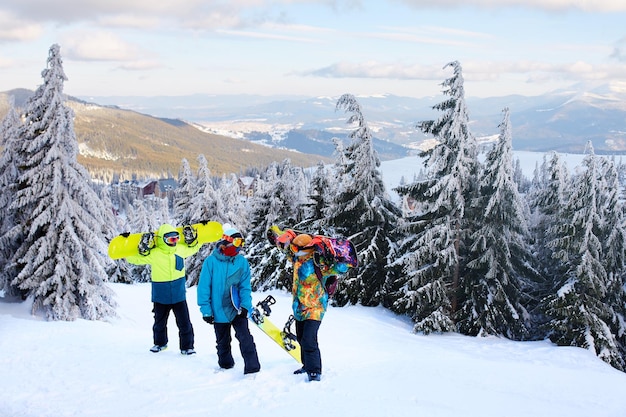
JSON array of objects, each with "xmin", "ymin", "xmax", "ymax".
[
  {"xmin": 290, "ymin": 243, "xmax": 313, "ymax": 254},
  {"xmin": 163, "ymin": 231, "xmax": 180, "ymax": 245},
  {"xmin": 222, "ymin": 234, "xmax": 245, "ymax": 247}
]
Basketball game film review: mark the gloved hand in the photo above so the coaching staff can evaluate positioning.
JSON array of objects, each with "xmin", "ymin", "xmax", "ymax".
[
  {"xmin": 238, "ymin": 308, "xmax": 248, "ymax": 318},
  {"xmin": 182, "ymin": 225, "xmax": 197, "ymax": 245},
  {"xmin": 203, "ymin": 316, "xmax": 214, "ymax": 324}
]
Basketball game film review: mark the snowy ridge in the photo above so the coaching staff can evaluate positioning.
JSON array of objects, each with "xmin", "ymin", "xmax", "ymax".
[{"xmin": 1, "ymin": 283, "xmax": 625, "ymax": 417}]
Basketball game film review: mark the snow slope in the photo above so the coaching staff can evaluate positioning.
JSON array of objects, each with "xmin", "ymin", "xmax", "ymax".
[{"xmin": 1, "ymin": 283, "xmax": 625, "ymax": 417}]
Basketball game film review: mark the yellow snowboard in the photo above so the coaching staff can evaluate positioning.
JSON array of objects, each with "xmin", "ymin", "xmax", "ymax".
[
  {"xmin": 107, "ymin": 221, "xmax": 223, "ymax": 259},
  {"xmin": 249, "ymin": 295, "xmax": 302, "ymax": 364}
]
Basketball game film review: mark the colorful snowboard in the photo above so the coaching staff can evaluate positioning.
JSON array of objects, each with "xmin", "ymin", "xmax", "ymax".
[
  {"xmin": 246, "ymin": 294, "xmax": 302, "ymax": 364},
  {"xmin": 108, "ymin": 221, "xmax": 223, "ymax": 259},
  {"xmin": 266, "ymin": 225, "xmax": 358, "ymax": 268}
]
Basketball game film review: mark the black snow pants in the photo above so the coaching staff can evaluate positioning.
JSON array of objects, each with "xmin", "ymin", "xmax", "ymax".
[
  {"xmin": 152, "ymin": 300, "xmax": 194, "ymax": 350},
  {"xmin": 213, "ymin": 314, "xmax": 261, "ymax": 374},
  {"xmin": 295, "ymin": 319, "xmax": 322, "ymax": 374}
]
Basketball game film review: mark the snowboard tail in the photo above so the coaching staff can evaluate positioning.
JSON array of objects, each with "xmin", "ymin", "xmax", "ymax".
[
  {"xmin": 108, "ymin": 221, "xmax": 223, "ymax": 259},
  {"xmin": 266, "ymin": 225, "xmax": 358, "ymax": 268}
]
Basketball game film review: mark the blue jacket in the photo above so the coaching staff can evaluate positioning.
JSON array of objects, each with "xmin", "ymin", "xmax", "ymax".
[
  {"xmin": 197, "ymin": 245, "xmax": 253, "ymax": 323},
  {"xmin": 127, "ymin": 224, "xmax": 201, "ymax": 304}
]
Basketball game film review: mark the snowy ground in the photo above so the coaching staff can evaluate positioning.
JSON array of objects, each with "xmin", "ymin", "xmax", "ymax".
[{"xmin": 1, "ymin": 283, "xmax": 625, "ymax": 417}]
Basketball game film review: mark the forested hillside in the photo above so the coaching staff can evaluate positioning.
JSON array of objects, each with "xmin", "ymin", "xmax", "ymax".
[{"xmin": 0, "ymin": 90, "xmax": 329, "ymax": 181}]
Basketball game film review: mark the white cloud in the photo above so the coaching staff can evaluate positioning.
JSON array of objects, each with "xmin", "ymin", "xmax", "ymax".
[
  {"xmin": 302, "ymin": 61, "xmax": 444, "ymax": 80},
  {"xmin": 117, "ymin": 60, "xmax": 163, "ymax": 71},
  {"xmin": 398, "ymin": 0, "xmax": 626, "ymax": 12},
  {"xmin": 61, "ymin": 31, "xmax": 150, "ymax": 62},
  {"xmin": 0, "ymin": 11, "xmax": 43, "ymax": 41}
]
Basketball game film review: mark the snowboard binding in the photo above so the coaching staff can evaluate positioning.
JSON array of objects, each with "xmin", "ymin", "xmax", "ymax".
[
  {"xmin": 182, "ymin": 225, "xmax": 198, "ymax": 245},
  {"xmin": 250, "ymin": 295, "xmax": 276, "ymax": 325},
  {"xmin": 281, "ymin": 315, "xmax": 298, "ymax": 351},
  {"xmin": 138, "ymin": 232, "xmax": 155, "ymax": 256}
]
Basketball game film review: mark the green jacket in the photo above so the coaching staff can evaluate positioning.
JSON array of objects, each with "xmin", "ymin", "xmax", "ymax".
[{"xmin": 127, "ymin": 224, "xmax": 201, "ymax": 304}]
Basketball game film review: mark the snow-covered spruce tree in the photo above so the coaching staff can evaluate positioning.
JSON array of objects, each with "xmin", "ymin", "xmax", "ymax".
[
  {"xmin": 459, "ymin": 108, "xmax": 536, "ymax": 339},
  {"xmin": 247, "ymin": 160, "xmax": 308, "ymax": 291},
  {"xmin": 597, "ymin": 157, "xmax": 626, "ymax": 367},
  {"xmin": 0, "ymin": 98, "xmax": 22, "ymax": 298},
  {"xmin": 125, "ymin": 198, "xmax": 153, "ymax": 283},
  {"xmin": 173, "ymin": 158, "xmax": 195, "ymax": 225},
  {"xmin": 541, "ymin": 142, "xmax": 624, "ymax": 370},
  {"xmin": 99, "ymin": 186, "xmax": 131, "ymax": 284},
  {"xmin": 327, "ymin": 94, "xmax": 402, "ymax": 307},
  {"xmin": 526, "ymin": 152, "xmax": 569, "ymax": 312},
  {"xmin": 298, "ymin": 161, "xmax": 335, "ymax": 234},
  {"xmin": 218, "ymin": 173, "xmax": 248, "ymax": 230},
  {"xmin": 391, "ymin": 61, "xmax": 479, "ymax": 333},
  {"xmin": 9, "ymin": 44, "xmax": 116, "ymax": 320},
  {"xmin": 186, "ymin": 154, "xmax": 220, "ymax": 286}
]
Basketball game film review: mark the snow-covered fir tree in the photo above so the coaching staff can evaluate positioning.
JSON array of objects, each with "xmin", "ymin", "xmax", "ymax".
[
  {"xmin": 460, "ymin": 107, "xmax": 536, "ymax": 339},
  {"xmin": 596, "ymin": 157, "xmax": 626, "ymax": 366},
  {"xmin": 391, "ymin": 61, "xmax": 478, "ymax": 333},
  {"xmin": 186, "ymin": 154, "xmax": 220, "ymax": 286},
  {"xmin": 541, "ymin": 142, "xmax": 625, "ymax": 370},
  {"xmin": 298, "ymin": 161, "xmax": 335, "ymax": 234},
  {"xmin": 327, "ymin": 94, "xmax": 401, "ymax": 307},
  {"xmin": 247, "ymin": 160, "xmax": 307, "ymax": 291},
  {"xmin": 7, "ymin": 44, "xmax": 116, "ymax": 320},
  {"xmin": 0, "ymin": 98, "xmax": 22, "ymax": 298},
  {"xmin": 125, "ymin": 198, "xmax": 153, "ymax": 283},
  {"xmin": 173, "ymin": 158, "xmax": 195, "ymax": 225},
  {"xmin": 218, "ymin": 173, "xmax": 247, "ymax": 230},
  {"xmin": 99, "ymin": 186, "xmax": 131, "ymax": 284},
  {"xmin": 527, "ymin": 152, "xmax": 570, "ymax": 308}
]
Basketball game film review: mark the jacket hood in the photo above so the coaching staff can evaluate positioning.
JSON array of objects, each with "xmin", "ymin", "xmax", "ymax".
[{"xmin": 156, "ymin": 223, "xmax": 178, "ymax": 251}]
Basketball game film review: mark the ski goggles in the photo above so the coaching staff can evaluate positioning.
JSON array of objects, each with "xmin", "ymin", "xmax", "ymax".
[
  {"xmin": 163, "ymin": 231, "xmax": 180, "ymax": 245},
  {"xmin": 222, "ymin": 234, "xmax": 245, "ymax": 247},
  {"xmin": 290, "ymin": 243, "xmax": 314, "ymax": 255}
]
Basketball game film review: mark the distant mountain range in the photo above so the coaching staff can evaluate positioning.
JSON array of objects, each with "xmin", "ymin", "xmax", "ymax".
[
  {"xmin": 2, "ymin": 82, "xmax": 625, "ymax": 182},
  {"xmin": 81, "ymin": 81, "xmax": 626, "ymax": 156}
]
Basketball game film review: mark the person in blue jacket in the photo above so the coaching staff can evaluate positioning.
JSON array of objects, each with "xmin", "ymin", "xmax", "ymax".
[
  {"xmin": 197, "ymin": 226, "xmax": 260, "ymax": 374},
  {"xmin": 126, "ymin": 223, "xmax": 200, "ymax": 355}
]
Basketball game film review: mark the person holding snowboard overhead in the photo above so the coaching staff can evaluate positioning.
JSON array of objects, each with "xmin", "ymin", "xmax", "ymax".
[
  {"xmin": 278, "ymin": 231, "xmax": 349, "ymax": 382},
  {"xmin": 126, "ymin": 223, "xmax": 201, "ymax": 355},
  {"xmin": 197, "ymin": 226, "xmax": 260, "ymax": 375}
]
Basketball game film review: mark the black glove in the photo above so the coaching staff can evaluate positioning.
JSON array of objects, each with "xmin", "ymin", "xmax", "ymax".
[
  {"xmin": 182, "ymin": 225, "xmax": 198, "ymax": 245},
  {"xmin": 238, "ymin": 308, "xmax": 248, "ymax": 318},
  {"xmin": 203, "ymin": 316, "xmax": 214, "ymax": 324},
  {"xmin": 138, "ymin": 232, "xmax": 154, "ymax": 256}
]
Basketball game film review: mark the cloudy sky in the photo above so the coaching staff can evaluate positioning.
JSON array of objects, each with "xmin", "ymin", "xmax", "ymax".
[{"xmin": 1, "ymin": 0, "xmax": 625, "ymax": 99}]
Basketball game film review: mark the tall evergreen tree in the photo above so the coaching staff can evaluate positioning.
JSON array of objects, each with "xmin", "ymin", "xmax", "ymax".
[
  {"xmin": 126, "ymin": 199, "xmax": 152, "ymax": 283},
  {"xmin": 542, "ymin": 143, "xmax": 624, "ymax": 370},
  {"xmin": 597, "ymin": 158, "xmax": 626, "ymax": 368},
  {"xmin": 247, "ymin": 161, "xmax": 307, "ymax": 290},
  {"xmin": 299, "ymin": 161, "xmax": 334, "ymax": 234},
  {"xmin": 328, "ymin": 94, "xmax": 401, "ymax": 307},
  {"xmin": 0, "ymin": 98, "xmax": 22, "ymax": 298},
  {"xmin": 527, "ymin": 151, "xmax": 569, "ymax": 307},
  {"xmin": 217, "ymin": 173, "xmax": 247, "ymax": 229},
  {"xmin": 8, "ymin": 44, "xmax": 116, "ymax": 320},
  {"xmin": 99, "ymin": 186, "xmax": 129, "ymax": 284},
  {"xmin": 186, "ymin": 154, "xmax": 219, "ymax": 286},
  {"xmin": 173, "ymin": 158, "xmax": 195, "ymax": 225},
  {"xmin": 460, "ymin": 108, "xmax": 535, "ymax": 339},
  {"xmin": 391, "ymin": 61, "xmax": 478, "ymax": 333}
]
